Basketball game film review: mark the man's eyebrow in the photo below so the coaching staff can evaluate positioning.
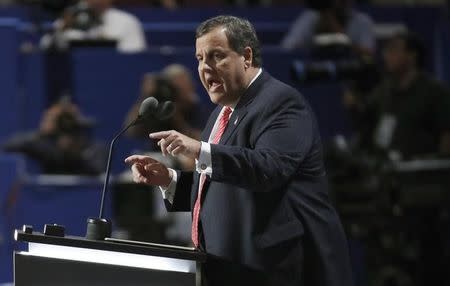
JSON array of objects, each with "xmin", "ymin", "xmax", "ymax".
[
  {"xmin": 207, "ymin": 47, "xmax": 226, "ymax": 53},
  {"xmin": 195, "ymin": 47, "xmax": 226, "ymax": 59}
]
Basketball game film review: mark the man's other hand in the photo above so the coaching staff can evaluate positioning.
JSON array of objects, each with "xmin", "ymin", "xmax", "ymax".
[{"xmin": 124, "ymin": 155, "xmax": 172, "ymax": 187}]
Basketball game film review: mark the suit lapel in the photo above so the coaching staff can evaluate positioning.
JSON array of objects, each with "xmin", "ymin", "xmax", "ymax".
[
  {"xmin": 220, "ymin": 71, "xmax": 269, "ymax": 145},
  {"xmin": 219, "ymin": 107, "xmax": 248, "ymax": 145}
]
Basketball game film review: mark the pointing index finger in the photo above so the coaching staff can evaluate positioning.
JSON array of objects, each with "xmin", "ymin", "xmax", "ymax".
[
  {"xmin": 124, "ymin": 155, "xmax": 158, "ymax": 165},
  {"xmin": 149, "ymin": 131, "xmax": 172, "ymax": 139}
]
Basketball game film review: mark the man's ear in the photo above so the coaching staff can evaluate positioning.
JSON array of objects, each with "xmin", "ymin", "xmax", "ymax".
[{"xmin": 243, "ymin": 47, "xmax": 253, "ymax": 69}]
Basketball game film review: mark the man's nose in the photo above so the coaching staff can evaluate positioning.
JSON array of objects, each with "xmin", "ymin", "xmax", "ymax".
[{"xmin": 199, "ymin": 58, "xmax": 214, "ymax": 72}]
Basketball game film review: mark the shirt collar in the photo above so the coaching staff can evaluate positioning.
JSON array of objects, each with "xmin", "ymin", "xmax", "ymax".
[
  {"xmin": 248, "ymin": 68, "xmax": 263, "ymax": 88},
  {"xmin": 226, "ymin": 68, "xmax": 262, "ymax": 111}
]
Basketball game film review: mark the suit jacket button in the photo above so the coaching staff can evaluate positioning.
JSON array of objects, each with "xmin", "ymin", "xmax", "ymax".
[{"xmin": 201, "ymin": 164, "xmax": 207, "ymax": 170}]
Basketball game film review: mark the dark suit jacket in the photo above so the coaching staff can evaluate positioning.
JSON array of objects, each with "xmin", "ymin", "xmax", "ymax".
[{"xmin": 167, "ymin": 71, "xmax": 352, "ymax": 286}]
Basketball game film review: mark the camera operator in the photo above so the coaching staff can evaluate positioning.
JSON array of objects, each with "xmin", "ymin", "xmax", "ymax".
[
  {"xmin": 345, "ymin": 32, "xmax": 450, "ymax": 160},
  {"xmin": 124, "ymin": 72, "xmax": 178, "ymax": 140},
  {"xmin": 281, "ymin": 0, "xmax": 376, "ymax": 57},
  {"xmin": 2, "ymin": 98, "xmax": 107, "ymax": 175},
  {"xmin": 40, "ymin": 0, "xmax": 147, "ymax": 53}
]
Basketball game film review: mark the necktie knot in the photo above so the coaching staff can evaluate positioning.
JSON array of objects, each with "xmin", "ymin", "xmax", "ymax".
[
  {"xmin": 222, "ymin": 106, "xmax": 232, "ymax": 120},
  {"xmin": 211, "ymin": 107, "xmax": 232, "ymax": 144}
]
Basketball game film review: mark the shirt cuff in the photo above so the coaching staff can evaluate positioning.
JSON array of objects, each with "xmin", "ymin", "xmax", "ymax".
[
  {"xmin": 195, "ymin": 141, "xmax": 212, "ymax": 177},
  {"xmin": 159, "ymin": 168, "xmax": 177, "ymax": 204}
]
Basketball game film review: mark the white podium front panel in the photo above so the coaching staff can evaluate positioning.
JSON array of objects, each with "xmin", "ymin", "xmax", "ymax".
[{"xmin": 26, "ymin": 242, "xmax": 196, "ymax": 273}]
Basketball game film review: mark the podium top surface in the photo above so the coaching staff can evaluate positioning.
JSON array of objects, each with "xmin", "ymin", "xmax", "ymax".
[{"xmin": 15, "ymin": 230, "xmax": 206, "ymax": 262}]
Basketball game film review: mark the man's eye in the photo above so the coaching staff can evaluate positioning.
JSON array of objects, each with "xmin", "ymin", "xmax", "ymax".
[{"xmin": 214, "ymin": 53, "xmax": 225, "ymax": 60}]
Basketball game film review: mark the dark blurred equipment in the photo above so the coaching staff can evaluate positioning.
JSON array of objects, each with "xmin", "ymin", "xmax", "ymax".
[
  {"xmin": 293, "ymin": 57, "xmax": 376, "ymax": 84},
  {"xmin": 64, "ymin": 1, "xmax": 101, "ymax": 32},
  {"xmin": 291, "ymin": 57, "xmax": 379, "ymax": 93},
  {"xmin": 289, "ymin": 15, "xmax": 380, "ymax": 93},
  {"xmin": 327, "ymin": 135, "xmax": 450, "ymax": 286},
  {"xmin": 22, "ymin": 0, "xmax": 100, "ymax": 30}
]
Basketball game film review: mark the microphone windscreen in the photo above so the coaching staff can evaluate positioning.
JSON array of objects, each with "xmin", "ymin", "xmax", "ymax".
[
  {"xmin": 138, "ymin": 97, "xmax": 159, "ymax": 118},
  {"xmin": 157, "ymin": 101, "xmax": 175, "ymax": 120}
]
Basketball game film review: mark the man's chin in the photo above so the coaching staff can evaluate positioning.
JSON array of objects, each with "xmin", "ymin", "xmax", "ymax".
[{"xmin": 208, "ymin": 92, "xmax": 225, "ymax": 104}]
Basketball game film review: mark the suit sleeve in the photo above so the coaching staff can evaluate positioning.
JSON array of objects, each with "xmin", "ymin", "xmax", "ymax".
[
  {"xmin": 164, "ymin": 170, "xmax": 194, "ymax": 212},
  {"xmin": 210, "ymin": 91, "xmax": 314, "ymax": 192}
]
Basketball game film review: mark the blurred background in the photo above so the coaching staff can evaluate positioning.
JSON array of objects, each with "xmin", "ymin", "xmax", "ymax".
[{"xmin": 0, "ymin": 0, "xmax": 450, "ymax": 285}]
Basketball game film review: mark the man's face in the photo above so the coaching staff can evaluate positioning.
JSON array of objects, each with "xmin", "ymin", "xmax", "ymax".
[
  {"xmin": 383, "ymin": 38, "xmax": 410, "ymax": 74},
  {"xmin": 195, "ymin": 27, "xmax": 248, "ymax": 106}
]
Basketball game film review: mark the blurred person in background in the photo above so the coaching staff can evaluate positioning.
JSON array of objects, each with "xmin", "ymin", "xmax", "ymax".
[
  {"xmin": 125, "ymin": 64, "xmax": 211, "ymax": 170},
  {"xmin": 281, "ymin": 0, "xmax": 375, "ymax": 57},
  {"xmin": 335, "ymin": 32, "xmax": 450, "ymax": 286},
  {"xmin": 125, "ymin": 72, "xmax": 177, "ymax": 139},
  {"xmin": 2, "ymin": 97, "xmax": 107, "ymax": 175},
  {"xmin": 344, "ymin": 32, "xmax": 450, "ymax": 160},
  {"xmin": 40, "ymin": 0, "xmax": 147, "ymax": 53}
]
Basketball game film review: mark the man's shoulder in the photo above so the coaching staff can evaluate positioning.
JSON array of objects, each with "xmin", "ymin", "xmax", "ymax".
[{"xmin": 259, "ymin": 73, "xmax": 304, "ymax": 103}]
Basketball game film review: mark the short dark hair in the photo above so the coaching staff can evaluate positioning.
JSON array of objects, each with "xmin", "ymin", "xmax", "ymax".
[
  {"xmin": 195, "ymin": 15, "xmax": 262, "ymax": 67},
  {"xmin": 392, "ymin": 32, "xmax": 426, "ymax": 68}
]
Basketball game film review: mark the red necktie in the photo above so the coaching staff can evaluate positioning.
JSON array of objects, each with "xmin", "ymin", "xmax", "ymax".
[{"xmin": 192, "ymin": 107, "xmax": 232, "ymax": 247}]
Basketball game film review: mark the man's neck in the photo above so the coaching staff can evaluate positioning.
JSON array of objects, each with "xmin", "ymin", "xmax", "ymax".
[{"xmin": 224, "ymin": 67, "xmax": 261, "ymax": 108}]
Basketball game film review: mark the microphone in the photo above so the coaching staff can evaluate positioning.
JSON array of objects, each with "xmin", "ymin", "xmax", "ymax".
[
  {"xmin": 156, "ymin": 100, "xmax": 175, "ymax": 120},
  {"xmin": 86, "ymin": 97, "xmax": 172, "ymax": 240},
  {"xmin": 136, "ymin": 96, "xmax": 160, "ymax": 124}
]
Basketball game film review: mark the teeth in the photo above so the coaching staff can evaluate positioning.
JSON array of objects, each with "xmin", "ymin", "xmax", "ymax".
[
  {"xmin": 206, "ymin": 78, "xmax": 221, "ymax": 89},
  {"xmin": 207, "ymin": 80, "xmax": 216, "ymax": 88},
  {"xmin": 210, "ymin": 82, "xmax": 220, "ymax": 89}
]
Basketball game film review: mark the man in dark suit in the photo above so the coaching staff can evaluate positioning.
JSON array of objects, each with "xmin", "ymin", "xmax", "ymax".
[{"xmin": 125, "ymin": 15, "xmax": 352, "ymax": 286}]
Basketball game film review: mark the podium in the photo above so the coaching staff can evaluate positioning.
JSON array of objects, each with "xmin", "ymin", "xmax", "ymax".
[{"xmin": 14, "ymin": 229, "xmax": 206, "ymax": 286}]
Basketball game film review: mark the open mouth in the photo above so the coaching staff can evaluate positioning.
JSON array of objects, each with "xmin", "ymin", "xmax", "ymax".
[{"xmin": 207, "ymin": 78, "xmax": 223, "ymax": 91}]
